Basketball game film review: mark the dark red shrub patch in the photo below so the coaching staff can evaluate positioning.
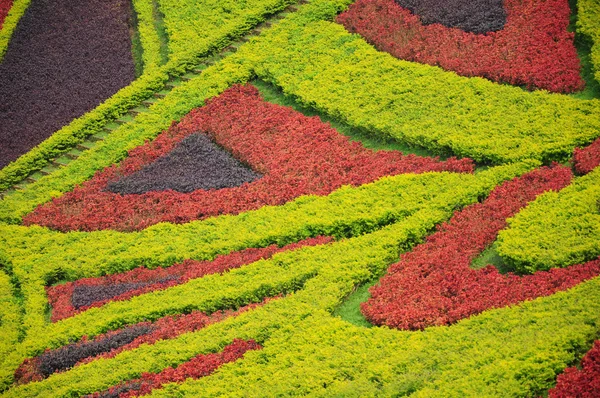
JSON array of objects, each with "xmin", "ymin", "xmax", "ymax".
[
  {"xmin": 393, "ymin": 0, "xmax": 506, "ymax": 34},
  {"xmin": 549, "ymin": 340, "xmax": 600, "ymax": 397},
  {"xmin": 337, "ymin": 0, "xmax": 583, "ymax": 93},
  {"xmin": 0, "ymin": 0, "xmax": 135, "ymax": 168},
  {"xmin": 15, "ymin": 302, "xmax": 267, "ymax": 384},
  {"xmin": 87, "ymin": 339, "xmax": 261, "ymax": 398},
  {"xmin": 574, "ymin": 138, "xmax": 600, "ymax": 175},
  {"xmin": 47, "ymin": 236, "xmax": 331, "ymax": 321},
  {"xmin": 362, "ymin": 165, "xmax": 600, "ymax": 330},
  {"xmin": 24, "ymin": 84, "xmax": 473, "ymax": 232},
  {"xmin": 0, "ymin": 0, "xmax": 13, "ymax": 29}
]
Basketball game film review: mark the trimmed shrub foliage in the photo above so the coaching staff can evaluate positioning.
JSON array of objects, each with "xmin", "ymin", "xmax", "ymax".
[{"xmin": 497, "ymin": 166, "xmax": 600, "ymax": 273}]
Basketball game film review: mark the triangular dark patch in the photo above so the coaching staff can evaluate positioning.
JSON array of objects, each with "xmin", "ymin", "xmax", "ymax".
[
  {"xmin": 394, "ymin": 0, "xmax": 506, "ymax": 34},
  {"xmin": 106, "ymin": 133, "xmax": 262, "ymax": 194}
]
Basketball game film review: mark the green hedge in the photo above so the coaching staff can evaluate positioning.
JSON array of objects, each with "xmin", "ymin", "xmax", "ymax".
[
  {"xmin": 132, "ymin": 0, "xmax": 164, "ymax": 71},
  {"xmin": 233, "ymin": 0, "xmax": 600, "ymax": 164},
  {"xmin": 578, "ymin": 0, "xmax": 600, "ymax": 85},
  {"xmin": 152, "ymin": 278, "xmax": 600, "ymax": 398},
  {"xmin": 0, "ymin": 0, "xmax": 31, "ymax": 62},
  {"xmin": 157, "ymin": 0, "xmax": 296, "ymax": 66},
  {"xmin": 497, "ymin": 166, "xmax": 600, "ymax": 273}
]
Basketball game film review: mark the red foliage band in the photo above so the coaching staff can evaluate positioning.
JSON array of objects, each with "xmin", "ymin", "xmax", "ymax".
[
  {"xmin": 549, "ymin": 340, "xmax": 600, "ymax": 397},
  {"xmin": 362, "ymin": 165, "xmax": 600, "ymax": 329},
  {"xmin": 15, "ymin": 301, "xmax": 269, "ymax": 384},
  {"xmin": 87, "ymin": 339, "xmax": 261, "ymax": 398}
]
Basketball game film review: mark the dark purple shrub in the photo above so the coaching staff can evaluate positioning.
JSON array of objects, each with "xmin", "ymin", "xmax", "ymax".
[
  {"xmin": 0, "ymin": 0, "xmax": 135, "ymax": 168},
  {"xmin": 106, "ymin": 134, "xmax": 263, "ymax": 194},
  {"xmin": 394, "ymin": 0, "xmax": 507, "ymax": 34}
]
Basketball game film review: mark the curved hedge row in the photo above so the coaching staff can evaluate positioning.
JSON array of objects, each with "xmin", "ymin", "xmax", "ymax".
[
  {"xmin": 237, "ymin": 3, "xmax": 600, "ymax": 164},
  {"xmin": 497, "ymin": 166, "xmax": 600, "ymax": 273}
]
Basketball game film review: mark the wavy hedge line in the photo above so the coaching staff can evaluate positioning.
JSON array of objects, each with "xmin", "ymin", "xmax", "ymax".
[
  {"xmin": 0, "ymin": 0, "xmax": 29, "ymax": 61},
  {"xmin": 237, "ymin": 0, "xmax": 600, "ymax": 164},
  {"xmin": 0, "ymin": 0, "xmax": 296, "ymax": 192},
  {"xmin": 0, "ymin": 163, "xmax": 533, "ymax": 390},
  {"xmin": 5, "ymin": 224, "xmax": 599, "ymax": 396},
  {"xmin": 497, "ymin": 166, "xmax": 600, "ymax": 273},
  {"xmin": 578, "ymin": 0, "xmax": 600, "ymax": 85}
]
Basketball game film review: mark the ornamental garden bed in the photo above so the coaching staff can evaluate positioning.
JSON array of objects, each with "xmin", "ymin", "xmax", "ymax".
[{"xmin": 1, "ymin": 0, "xmax": 600, "ymax": 396}]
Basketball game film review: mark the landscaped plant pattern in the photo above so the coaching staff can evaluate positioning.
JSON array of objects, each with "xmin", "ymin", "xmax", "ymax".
[{"xmin": 1, "ymin": 0, "xmax": 600, "ymax": 396}]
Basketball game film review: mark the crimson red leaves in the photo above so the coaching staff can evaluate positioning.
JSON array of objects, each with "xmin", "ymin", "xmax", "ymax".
[
  {"xmin": 47, "ymin": 236, "xmax": 331, "ymax": 322},
  {"xmin": 88, "ymin": 339, "xmax": 261, "ymax": 398},
  {"xmin": 0, "ymin": 0, "xmax": 135, "ymax": 168},
  {"xmin": 25, "ymin": 84, "xmax": 473, "ymax": 232},
  {"xmin": 362, "ymin": 165, "xmax": 600, "ymax": 330},
  {"xmin": 0, "ymin": 0, "xmax": 12, "ymax": 28},
  {"xmin": 549, "ymin": 340, "xmax": 600, "ymax": 398},
  {"xmin": 15, "ymin": 302, "xmax": 266, "ymax": 384},
  {"xmin": 574, "ymin": 138, "xmax": 600, "ymax": 175},
  {"xmin": 337, "ymin": 0, "xmax": 583, "ymax": 93}
]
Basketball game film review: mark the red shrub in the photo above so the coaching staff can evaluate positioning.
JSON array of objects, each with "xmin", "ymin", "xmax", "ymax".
[
  {"xmin": 24, "ymin": 84, "xmax": 474, "ymax": 232},
  {"xmin": 337, "ymin": 0, "xmax": 583, "ymax": 93},
  {"xmin": 362, "ymin": 165, "xmax": 600, "ymax": 329},
  {"xmin": 88, "ymin": 339, "xmax": 261, "ymax": 398},
  {"xmin": 0, "ymin": 0, "xmax": 12, "ymax": 29},
  {"xmin": 549, "ymin": 340, "xmax": 600, "ymax": 397},
  {"xmin": 574, "ymin": 137, "xmax": 600, "ymax": 175}
]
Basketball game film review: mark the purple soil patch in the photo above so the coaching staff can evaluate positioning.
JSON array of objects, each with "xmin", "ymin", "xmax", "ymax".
[
  {"xmin": 71, "ymin": 276, "xmax": 178, "ymax": 309},
  {"xmin": 394, "ymin": 0, "xmax": 507, "ymax": 34},
  {"xmin": 37, "ymin": 324, "xmax": 154, "ymax": 378},
  {"xmin": 106, "ymin": 133, "xmax": 263, "ymax": 195},
  {"xmin": 0, "ymin": 0, "xmax": 135, "ymax": 169}
]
